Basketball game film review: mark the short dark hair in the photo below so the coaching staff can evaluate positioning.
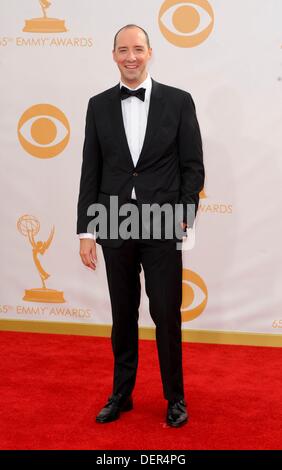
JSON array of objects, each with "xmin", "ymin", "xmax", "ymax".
[{"xmin": 113, "ymin": 24, "xmax": 151, "ymax": 50}]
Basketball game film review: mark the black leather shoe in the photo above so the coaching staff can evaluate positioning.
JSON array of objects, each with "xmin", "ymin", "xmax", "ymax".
[
  {"xmin": 95, "ymin": 394, "xmax": 133, "ymax": 423},
  {"xmin": 166, "ymin": 399, "xmax": 188, "ymax": 427}
]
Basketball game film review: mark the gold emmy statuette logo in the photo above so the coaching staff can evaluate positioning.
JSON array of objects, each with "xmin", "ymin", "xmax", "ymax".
[
  {"xmin": 159, "ymin": 0, "xmax": 214, "ymax": 47},
  {"xmin": 17, "ymin": 215, "xmax": 65, "ymax": 303},
  {"xmin": 181, "ymin": 269, "xmax": 208, "ymax": 321},
  {"xmin": 18, "ymin": 104, "xmax": 70, "ymax": 159},
  {"xmin": 23, "ymin": 0, "xmax": 67, "ymax": 33}
]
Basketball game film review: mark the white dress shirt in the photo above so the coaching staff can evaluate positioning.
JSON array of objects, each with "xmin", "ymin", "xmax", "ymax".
[
  {"xmin": 79, "ymin": 74, "xmax": 152, "ymax": 239},
  {"xmin": 121, "ymin": 73, "xmax": 152, "ymax": 199}
]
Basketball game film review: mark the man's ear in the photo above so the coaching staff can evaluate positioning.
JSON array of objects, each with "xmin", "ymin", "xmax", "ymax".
[{"xmin": 112, "ymin": 49, "xmax": 117, "ymax": 63}]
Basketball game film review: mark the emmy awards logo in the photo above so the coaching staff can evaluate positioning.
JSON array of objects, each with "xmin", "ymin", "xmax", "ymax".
[
  {"xmin": 23, "ymin": 0, "xmax": 67, "ymax": 33},
  {"xmin": 17, "ymin": 214, "xmax": 65, "ymax": 303}
]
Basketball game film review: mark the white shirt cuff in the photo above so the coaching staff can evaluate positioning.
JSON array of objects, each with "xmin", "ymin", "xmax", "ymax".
[{"xmin": 78, "ymin": 232, "xmax": 96, "ymax": 240}]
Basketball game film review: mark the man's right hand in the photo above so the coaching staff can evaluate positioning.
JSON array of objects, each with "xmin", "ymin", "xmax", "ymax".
[{"xmin": 79, "ymin": 238, "xmax": 97, "ymax": 271}]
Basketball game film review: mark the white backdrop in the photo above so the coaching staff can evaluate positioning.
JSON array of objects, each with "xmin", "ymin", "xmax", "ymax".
[{"xmin": 0, "ymin": 0, "xmax": 281, "ymax": 335}]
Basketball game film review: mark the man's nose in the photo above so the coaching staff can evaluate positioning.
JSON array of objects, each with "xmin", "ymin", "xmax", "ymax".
[{"xmin": 126, "ymin": 51, "xmax": 137, "ymax": 61}]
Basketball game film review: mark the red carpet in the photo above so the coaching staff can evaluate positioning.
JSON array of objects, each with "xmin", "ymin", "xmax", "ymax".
[{"xmin": 0, "ymin": 331, "xmax": 281, "ymax": 450}]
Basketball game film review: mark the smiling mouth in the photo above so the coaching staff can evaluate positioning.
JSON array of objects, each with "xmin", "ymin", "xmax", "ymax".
[{"xmin": 125, "ymin": 65, "xmax": 138, "ymax": 69}]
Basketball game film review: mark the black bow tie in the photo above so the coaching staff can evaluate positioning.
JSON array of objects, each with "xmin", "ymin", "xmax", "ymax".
[{"xmin": 120, "ymin": 86, "xmax": 146, "ymax": 102}]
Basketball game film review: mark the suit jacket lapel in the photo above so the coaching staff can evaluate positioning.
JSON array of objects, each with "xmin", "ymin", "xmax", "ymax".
[
  {"xmin": 109, "ymin": 84, "xmax": 135, "ymax": 169},
  {"xmin": 136, "ymin": 79, "xmax": 164, "ymax": 168}
]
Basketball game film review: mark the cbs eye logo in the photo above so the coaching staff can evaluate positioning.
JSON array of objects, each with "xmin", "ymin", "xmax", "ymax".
[
  {"xmin": 159, "ymin": 0, "xmax": 214, "ymax": 47},
  {"xmin": 18, "ymin": 104, "xmax": 70, "ymax": 159},
  {"xmin": 181, "ymin": 269, "xmax": 208, "ymax": 321}
]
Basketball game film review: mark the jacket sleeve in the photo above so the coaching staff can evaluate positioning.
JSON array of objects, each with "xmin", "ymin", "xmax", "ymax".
[
  {"xmin": 178, "ymin": 93, "xmax": 205, "ymax": 227},
  {"xmin": 77, "ymin": 98, "xmax": 102, "ymax": 234}
]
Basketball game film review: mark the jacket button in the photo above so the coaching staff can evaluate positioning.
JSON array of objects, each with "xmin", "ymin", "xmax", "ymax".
[{"xmin": 133, "ymin": 172, "xmax": 138, "ymax": 176}]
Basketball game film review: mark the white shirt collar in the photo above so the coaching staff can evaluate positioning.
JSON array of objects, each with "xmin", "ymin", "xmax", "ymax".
[{"xmin": 120, "ymin": 73, "xmax": 152, "ymax": 93}]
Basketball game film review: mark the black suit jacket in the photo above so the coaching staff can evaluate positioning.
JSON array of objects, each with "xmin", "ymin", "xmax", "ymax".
[{"xmin": 77, "ymin": 79, "xmax": 204, "ymax": 247}]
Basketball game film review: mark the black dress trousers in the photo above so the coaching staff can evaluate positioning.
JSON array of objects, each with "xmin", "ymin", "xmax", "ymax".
[{"xmin": 102, "ymin": 235, "xmax": 184, "ymax": 403}]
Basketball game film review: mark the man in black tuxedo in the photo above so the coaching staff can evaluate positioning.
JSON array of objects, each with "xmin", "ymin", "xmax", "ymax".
[{"xmin": 77, "ymin": 24, "xmax": 204, "ymax": 427}]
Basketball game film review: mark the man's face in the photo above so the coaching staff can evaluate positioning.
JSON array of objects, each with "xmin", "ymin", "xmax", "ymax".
[{"xmin": 113, "ymin": 27, "xmax": 152, "ymax": 87}]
